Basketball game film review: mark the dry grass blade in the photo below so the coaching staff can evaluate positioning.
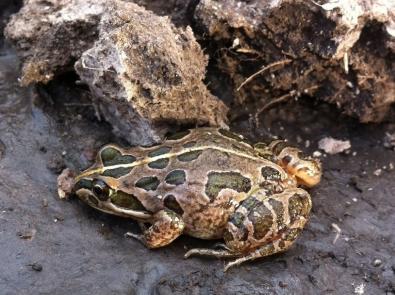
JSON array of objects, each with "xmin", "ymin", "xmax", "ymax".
[{"xmin": 237, "ymin": 59, "xmax": 292, "ymax": 91}]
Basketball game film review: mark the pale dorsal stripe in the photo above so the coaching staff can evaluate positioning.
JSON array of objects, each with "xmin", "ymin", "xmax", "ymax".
[{"xmin": 76, "ymin": 145, "xmax": 276, "ymax": 180}]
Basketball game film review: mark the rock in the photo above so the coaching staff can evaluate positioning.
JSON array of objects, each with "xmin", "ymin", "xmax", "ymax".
[
  {"xmin": 57, "ymin": 168, "xmax": 76, "ymax": 199},
  {"xmin": 318, "ymin": 137, "xmax": 351, "ymax": 154},
  {"xmin": 194, "ymin": 0, "xmax": 395, "ymax": 123},
  {"xmin": 6, "ymin": 0, "xmax": 228, "ymax": 145},
  {"xmin": 5, "ymin": 0, "xmax": 104, "ymax": 85},
  {"xmin": 372, "ymin": 259, "xmax": 382, "ymax": 267},
  {"xmin": 383, "ymin": 132, "xmax": 395, "ymax": 150},
  {"xmin": 75, "ymin": 1, "xmax": 228, "ymax": 145}
]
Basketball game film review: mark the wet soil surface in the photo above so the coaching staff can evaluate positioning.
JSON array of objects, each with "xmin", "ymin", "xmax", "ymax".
[{"xmin": 1, "ymin": 6, "xmax": 395, "ymax": 295}]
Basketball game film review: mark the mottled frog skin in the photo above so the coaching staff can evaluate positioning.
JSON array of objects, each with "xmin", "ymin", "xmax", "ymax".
[{"xmin": 73, "ymin": 128, "xmax": 321, "ymax": 271}]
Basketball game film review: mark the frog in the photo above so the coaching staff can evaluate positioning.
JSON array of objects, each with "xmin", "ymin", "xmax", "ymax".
[{"xmin": 73, "ymin": 128, "xmax": 321, "ymax": 271}]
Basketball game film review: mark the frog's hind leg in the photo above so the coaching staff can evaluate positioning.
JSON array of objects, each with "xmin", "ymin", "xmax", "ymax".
[
  {"xmin": 222, "ymin": 188, "xmax": 311, "ymax": 271},
  {"xmin": 224, "ymin": 226, "xmax": 302, "ymax": 271},
  {"xmin": 125, "ymin": 209, "xmax": 185, "ymax": 248}
]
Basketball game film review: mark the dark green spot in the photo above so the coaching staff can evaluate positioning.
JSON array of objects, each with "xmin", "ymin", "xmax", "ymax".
[
  {"xmin": 248, "ymin": 202, "xmax": 273, "ymax": 240},
  {"xmin": 102, "ymin": 167, "xmax": 133, "ymax": 178},
  {"xmin": 205, "ymin": 172, "xmax": 251, "ymax": 201},
  {"xmin": 271, "ymin": 141, "xmax": 291, "ymax": 155},
  {"xmin": 269, "ymin": 199, "xmax": 285, "ymax": 229},
  {"xmin": 227, "ymin": 212, "xmax": 248, "ymax": 241},
  {"xmin": 177, "ymin": 150, "xmax": 202, "ymax": 162},
  {"xmin": 100, "ymin": 146, "xmax": 136, "ymax": 166},
  {"xmin": 100, "ymin": 147, "xmax": 120, "ymax": 162},
  {"xmin": 288, "ymin": 193, "xmax": 310, "ymax": 222},
  {"xmin": 163, "ymin": 195, "xmax": 184, "ymax": 215},
  {"xmin": 74, "ymin": 179, "xmax": 93, "ymax": 191},
  {"xmin": 135, "ymin": 176, "xmax": 160, "ymax": 191},
  {"xmin": 167, "ymin": 130, "xmax": 191, "ymax": 140},
  {"xmin": 254, "ymin": 143, "xmax": 268, "ymax": 150},
  {"xmin": 258, "ymin": 244, "xmax": 275, "ymax": 256},
  {"xmin": 218, "ymin": 129, "xmax": 245, "ymax": 142},
  {"xmin": 240, "ymin": 196, "xmax": 259, "ymax": 211},
  {"xmin": 165, "ymin": 170, "xmax": 186, "ymax": 185},
  {"xmin": 284, "ymin": 228, "xmax": 302, "ymax": 241},
  {"xmin": 183, "ymin": 141, "xmax": 196, "ymax": 148},
  {"xmin": 148, "ymin": 158, "xmax": 169, "ymax": 169},
  {"xmin": 148, "ymin": 146, "xmax": 172, "ymax": 157},
  {"xmin": 110, "ymin": 191, "xmax": 146, "ymax": 210},
  {"xmin": 260, "ymin": 153, "xmax": 277, "ymax": 162},
  {"xmin": 229, "ymin": 211, "xmax": 245, "ymax": 227},
  {"xmin": 261, "ymin": 166, "xmax": 282, "ymax": 181}
]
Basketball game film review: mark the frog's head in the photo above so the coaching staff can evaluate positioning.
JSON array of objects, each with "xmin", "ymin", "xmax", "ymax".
[
  {"xmin": 270, "ymin": 141, "xmax": 322, "ymax": 187},
  {"xmin": 72, "ymin": 145, "xmax": 151, "ymax": 220}
]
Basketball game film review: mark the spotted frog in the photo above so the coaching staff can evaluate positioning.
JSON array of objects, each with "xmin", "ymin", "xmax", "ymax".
[{"xmin": 73, "ymin": 128, "xmax": 321, "ymax": 271}]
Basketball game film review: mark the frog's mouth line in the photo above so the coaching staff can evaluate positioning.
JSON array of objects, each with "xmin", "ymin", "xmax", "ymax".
[{"xmin": 75, "ymin": 188, "xmax": 152, "ymax": 220}]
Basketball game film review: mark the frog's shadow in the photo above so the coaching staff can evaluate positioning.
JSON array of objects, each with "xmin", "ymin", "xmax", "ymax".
[{"xmin": 71, "ymin": 197, "xmax": 300, "ymax": 271}]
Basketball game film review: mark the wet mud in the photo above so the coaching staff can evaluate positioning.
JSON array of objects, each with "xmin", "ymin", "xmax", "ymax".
[{"xmin": 1, "ymin": 3, "xmax": 395, "ymax": 295}]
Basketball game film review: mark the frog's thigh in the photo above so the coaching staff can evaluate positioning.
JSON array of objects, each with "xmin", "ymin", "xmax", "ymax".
[
  {"xmin": 224, "ymin": 188, "xmax": 312, "ymax": 270},
  {"xmin": 127, "ymin": 209, "xmax": 185, "ymax": 249}
]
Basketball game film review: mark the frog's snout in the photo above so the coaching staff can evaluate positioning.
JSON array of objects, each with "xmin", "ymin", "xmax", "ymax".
[{"xmin": 277, "ymin": 147, "xmax": 322, "ymax": 187}]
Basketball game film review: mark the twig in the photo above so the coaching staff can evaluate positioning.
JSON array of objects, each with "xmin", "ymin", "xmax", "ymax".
[
  {"xmin": 237, "ymin": 59, "xmax": 292, "ymax": 91},
  {"xmin": 254, "ymin": 85, "xmax": 319, "ymax": 126},
  {"xmin": 254, "ymin": 90, "xmax": 295, "ymax": 125},
  {"xmin": 331, "ymin": 223, "xmax": 341, "ymax": 244}
]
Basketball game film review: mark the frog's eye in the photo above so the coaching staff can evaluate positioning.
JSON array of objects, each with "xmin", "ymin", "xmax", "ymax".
[{"xmin": 92, "ymin": 179, "xmax": 110, "ymax": 201}]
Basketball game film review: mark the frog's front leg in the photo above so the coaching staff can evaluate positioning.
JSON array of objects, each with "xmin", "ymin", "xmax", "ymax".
[
  {"xmin": 126, "ymin": 209, "xmax": 185, "ymax": 248},
  {"xmin": 185, "ymin": 188, "xmax": 311, "ymax": 271}
]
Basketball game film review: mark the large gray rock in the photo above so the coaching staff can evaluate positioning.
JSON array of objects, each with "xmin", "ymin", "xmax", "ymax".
[
  {"xmin": 5, "ymin": 0, "xmax": 228, "ymax": 145},
  {"xmin": 4, "ymin": 0, "xmax": 104, "ymax": 85}
]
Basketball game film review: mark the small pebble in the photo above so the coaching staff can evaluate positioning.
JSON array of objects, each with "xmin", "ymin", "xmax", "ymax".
[
  {"xmin": 373, "ymin": 169, "xmax": 382, "ymax": 176},
  {"xmin": 305, "ymin": 140, "xmax": 310, "ymax": 148},
  {"xmin": 313, "ymin": 151, "xmax": 322, "ymax": 157},
  {"xmin": 389, "ymin": 163, "xmax": 394, "ymax": 170},
  {"xmin": 352, "ymin": 198, "xmax": 358, "ymax": 202},
  {"xmin": 318, "ymin": 137, "xmax": 351, "ymax": 154},
  {"xmin": 296, "ymin": 136, "xmax": 302, "ymax": 143},
  {"xmin": 30, "ymin": 263, "xmax": 43, "ymax": 272},
  {"xmin": 372, "ymin": 259, "xmax": 382, "ymax": 267},
  {"xmin": 354, "ymin": 283, "xmax": 364, "ymax": 294}
]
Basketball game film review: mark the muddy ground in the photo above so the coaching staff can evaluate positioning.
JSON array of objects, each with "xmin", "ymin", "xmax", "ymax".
[{"xmin": 1, "ymin": 3, "xmax": 395, "ymax": 295}]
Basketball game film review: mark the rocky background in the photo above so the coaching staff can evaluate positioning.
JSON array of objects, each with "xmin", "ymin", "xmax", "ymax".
[{"xmin": 0, "ymin": 0, "xmax": 394, "ymax": 294}]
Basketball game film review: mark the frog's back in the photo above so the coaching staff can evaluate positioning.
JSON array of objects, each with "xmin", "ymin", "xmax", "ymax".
[{"xmin": 107, "ymin": 128, "xmax": 288, "ymax": 239}]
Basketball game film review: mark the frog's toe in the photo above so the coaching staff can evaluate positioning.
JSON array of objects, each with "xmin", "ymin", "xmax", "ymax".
[
  {"xmin": 125, "ymin": 232, "xmax": 145, "ymax": 244},
  {"xmin": 212, "ymin": 242, "xmax": 231, "ymax": 251},
  {"xmin": 184, "ymin": 248, "xmax": 238, "ymax": 259}
]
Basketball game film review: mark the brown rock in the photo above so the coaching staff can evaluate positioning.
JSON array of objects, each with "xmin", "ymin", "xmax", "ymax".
[
  {"xmin": 6, "ymin": 0, "xmax": 228, "ymax": 145},
  {"xmin": 75, "ymin": 1, "xmax": 228, "ymax": 145},
  {"xmin": 195, "ymin": 0, "xmax": 395, "ymax": 123}
]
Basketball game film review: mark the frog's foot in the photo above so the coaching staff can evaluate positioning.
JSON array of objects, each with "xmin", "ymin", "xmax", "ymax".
[
  {"xmin": 126, "ymin": 209, "xmax": 185, "ymax": 248},
  {"xmin": 212, "ymin": 242, "xmax": 231, "ymax": 251},
  {"xmin": 125, "ymin": 232, "xmax": 145, "ymax": 244},
  {"xmin": 224, "ymin": 243, "xmax": 277, "ymax": 272},
  {"xmin": 184, "ymin": 248, "xmax": 239, "ymax": 259}
]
